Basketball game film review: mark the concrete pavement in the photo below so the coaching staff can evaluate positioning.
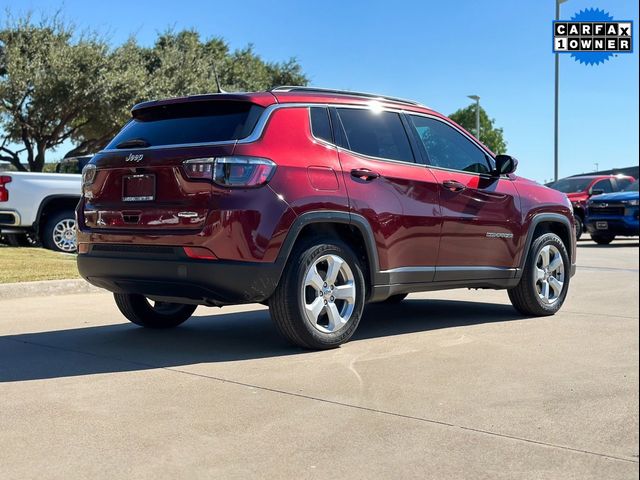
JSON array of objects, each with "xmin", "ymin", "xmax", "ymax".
[{"xmin": 1, "ymin": 239, "xmax": 638, "ymax": 479}]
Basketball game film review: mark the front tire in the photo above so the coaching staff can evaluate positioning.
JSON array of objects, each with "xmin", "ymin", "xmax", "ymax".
[
  {"xmin": 269, "ymin": 238, "xmax": 366, "ymax": 349},
  {"xmin": 591, "ymin": 233, "xmax": 615, "ymax": 245},
  {"xmin": 574, "ymin": 216, "xmax": 583, "ymax": 241},
  {"xmin": 508, "ymin": 232, "xmax": 570, "ymax": 316},
  {"xmin": 114, "ymin": 293, "xmax": 196, "ymax": 328}
]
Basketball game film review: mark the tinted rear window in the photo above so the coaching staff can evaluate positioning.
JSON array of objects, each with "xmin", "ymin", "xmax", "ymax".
[
  {"xmin": 336, "ymin": 108, "xmax": 414, "ymax": 162},
  {"xmin": 309, "ymin": 107, "xmax": 333, "ymax": 143},
  {"xmin": 107, "ymin": 101, "xmax": 264, "ymax": 149}
]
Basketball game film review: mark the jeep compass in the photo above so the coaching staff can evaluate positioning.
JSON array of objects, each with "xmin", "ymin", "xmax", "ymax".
[{"xmin": 77, "ymin": 87, "xmax": 577, "ymax": 349}]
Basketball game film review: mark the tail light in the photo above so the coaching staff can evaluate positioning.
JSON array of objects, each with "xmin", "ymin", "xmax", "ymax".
[
  {"xmin": 82, "ymin": 164, "xmax": 97, "ymax": 186},
  {"xmin": 183, "ymin": 158, "xmax": 215, "ymax": 180},
  {"xmin": 183, "ymin": 156, "xmax": 276, "ymax": 187},
  {"xmin": 0, "ymin": 175, "xmax": 11, "ymax": 202},
  {"xmin": 183, "ymin": 246, "xmax": 217, "ymax": 260}
]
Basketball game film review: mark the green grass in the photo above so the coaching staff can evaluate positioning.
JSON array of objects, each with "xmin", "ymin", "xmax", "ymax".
[{"xmin": 0, "ymin": 246, "xmax": 80, "ymax": 283}]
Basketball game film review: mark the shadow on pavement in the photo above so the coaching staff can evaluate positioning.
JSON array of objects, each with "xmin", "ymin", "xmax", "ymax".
[{"xmin": 1, "ymin": 299, "xmax": 522, "ymax": 383}]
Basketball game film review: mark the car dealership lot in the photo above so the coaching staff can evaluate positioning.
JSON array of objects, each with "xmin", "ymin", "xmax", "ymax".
[{"xmin": 1, "ymin": 240, "xmax": 638, "ymax": 479}]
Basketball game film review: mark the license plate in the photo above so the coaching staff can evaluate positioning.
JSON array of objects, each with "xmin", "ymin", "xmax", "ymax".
[
  {"xmin": 122, "ymin": 174, "xmax": 155, "ymax": 202},
  {"xmin": 596, "ymin": 221, "xmax": 608, "ymax": 230}
]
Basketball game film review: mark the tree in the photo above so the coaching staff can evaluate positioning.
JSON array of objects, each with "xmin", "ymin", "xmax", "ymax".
[
  {"xmin": 0, "ymin": 15, "xmax": 113, "ymax": 170},
  {"xmin": 449, "ymin": 104, "xmax": 507, "ymax": 154},
  {"xmin": 1, "ymin": 16, "xmax": 308, "ymax": 170}
]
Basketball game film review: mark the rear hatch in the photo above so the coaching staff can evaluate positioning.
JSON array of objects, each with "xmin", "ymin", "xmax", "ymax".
[{"xmin": 82, "ymin": 99, "xmax": 265, "ymax": 231}]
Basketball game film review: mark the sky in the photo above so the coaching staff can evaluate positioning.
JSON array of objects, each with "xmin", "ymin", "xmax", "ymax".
[{"xmin": 1, "ymin": 0, "xmax": 638, "ymax": 183}]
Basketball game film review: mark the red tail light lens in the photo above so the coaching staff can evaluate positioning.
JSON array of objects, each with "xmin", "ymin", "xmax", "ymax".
[
  {"xmin": 183, "ymin": 157, "xmax": 276, "ymax": 187},
  {"xmin": 183, "ymin": 246, "xmax": 217, "ymax": 260},
  {"xmin": 213, "ymin": 157, "xmax": 276, "ymax": 187},
  {"xmin": 0, "ymin": 175, "xmax": 11, "ymax": 202}
]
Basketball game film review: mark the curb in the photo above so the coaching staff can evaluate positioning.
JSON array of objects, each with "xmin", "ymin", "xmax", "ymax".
[{"xmin": 0, "ymin": 279, "xmax": 102, "ymax": 300}]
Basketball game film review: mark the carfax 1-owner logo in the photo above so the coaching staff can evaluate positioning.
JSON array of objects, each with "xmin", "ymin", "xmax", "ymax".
[{"xmin": 553, "ymin": 8, "xmax": 633, "ymax": 65}]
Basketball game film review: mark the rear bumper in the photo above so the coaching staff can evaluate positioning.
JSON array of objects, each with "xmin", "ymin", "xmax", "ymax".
[
  {"xmin": 0, "ymin": 210, "xmax": 23, "ymax": 232},
  {"xmin": 77, "ymin": 247, "xmax": 282, "ymax": 306}
]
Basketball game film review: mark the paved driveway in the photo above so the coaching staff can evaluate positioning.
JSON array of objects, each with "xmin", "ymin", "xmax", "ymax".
[{"xmin": 1, "ymin": 240, "xmax": 638, "ymax": 479}]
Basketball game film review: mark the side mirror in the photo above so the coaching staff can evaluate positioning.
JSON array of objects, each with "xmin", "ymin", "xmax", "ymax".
[
  {"xmin": 494, "ymin": 155, "xmax": 518, "ymax": 175},
  {"xmin": 590, "ymin": 189, "xmax": 604, "ymax": 196}
]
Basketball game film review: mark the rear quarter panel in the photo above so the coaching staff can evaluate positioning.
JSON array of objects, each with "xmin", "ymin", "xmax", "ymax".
[{"xmin": 234, "ymin": 107, "xmax": 350, "ymax": 261}]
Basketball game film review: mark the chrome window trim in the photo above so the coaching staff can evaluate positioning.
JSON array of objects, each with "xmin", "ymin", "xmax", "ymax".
[
  {"xmin": 101, "ymin": 102, "xmax": 414, "ymax": 153},
  {"xmin": 336, "ymin": 146, "xmax": 424, "ymax": 169},
  {"xmin": 406, "ymin": 112, "xmax": 495, "ymax": 160},
  {"xmin": 99, "ymin": 101, "xmax": 499, "ymax": 176},
  {"xmin": 307, "ymin": 106, "xmax": 337, "ymax": 149},
  {"xmin": 405, "ymin": 112, "xmax": 497, "ymax": 175},
  {"xmin": 306, "ymin": 106, "xmax": 424, "ymax": 168},
  {"xmin": 331, "ymin": 106, "xmax": 418, "ymax": 165}
]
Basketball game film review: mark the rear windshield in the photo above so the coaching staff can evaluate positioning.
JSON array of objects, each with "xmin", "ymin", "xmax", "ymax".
[{"xmin": 106, "ymin": 101, "xmax": 264, "ymax": 149}]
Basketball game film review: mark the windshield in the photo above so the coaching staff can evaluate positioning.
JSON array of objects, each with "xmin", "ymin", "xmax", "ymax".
[
  {"xmin": 549, "ymin": 177, "xmax": 593, "ymax": 193},
  {"xmin": 623, "ymin": 180, "xmax": 639, "ymax": 192}
]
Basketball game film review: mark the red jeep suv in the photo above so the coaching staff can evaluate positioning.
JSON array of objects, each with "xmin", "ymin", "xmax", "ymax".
[{"xmin": 77, "ymin": 87, "xmax": 577, "ymax": 349}]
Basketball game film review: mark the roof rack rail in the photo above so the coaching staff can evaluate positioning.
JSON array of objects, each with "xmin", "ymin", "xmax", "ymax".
[{"xmin": 270, "ymin": 86, "xmax": 421, "ymax": 106}]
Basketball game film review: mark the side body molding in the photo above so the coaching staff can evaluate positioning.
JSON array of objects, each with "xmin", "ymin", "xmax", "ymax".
[{"xmin": 273, "ymin": 211, "xmax": 575, "ymax": 304}]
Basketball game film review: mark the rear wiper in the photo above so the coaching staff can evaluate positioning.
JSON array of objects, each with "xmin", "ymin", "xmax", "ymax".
[{"xmin": 115, "ymin": 138, "xmax": 150, "ymax": 149}]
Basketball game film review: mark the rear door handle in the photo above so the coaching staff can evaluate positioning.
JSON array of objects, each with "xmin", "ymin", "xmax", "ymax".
[
  {"xmin": 442, "ymin": 180, "xmax": 466, "ymax": 192},
  {"xmin": 351, "ymin": 168, "xmax": 380, "ymax": 181}
]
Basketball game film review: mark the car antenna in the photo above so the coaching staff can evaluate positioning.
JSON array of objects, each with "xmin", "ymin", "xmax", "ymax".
[{"xmin": 212, "ymin": 62, "xmax": 227, "ymax": 94}]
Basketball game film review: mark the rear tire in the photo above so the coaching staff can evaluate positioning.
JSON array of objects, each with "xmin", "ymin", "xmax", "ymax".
[
  {"xmin": 269, "ymin": 238, "xmax": 366, "ymax": 349},
  {"xmin": 42, "ymin": 210, "xmax": 77, "ymax": 253},
  {"xmin": 114, "ymin": 293, "xmax": 196, "ymax": 328},
  {"xmin": 591, "ymin": 233, "xmax": 614, "ymax": 245},
  {"xmin": 508, "ymin": 232, "xmax": 570, "ymax": 316}
]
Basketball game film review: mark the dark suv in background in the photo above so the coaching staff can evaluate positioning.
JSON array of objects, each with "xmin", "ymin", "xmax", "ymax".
[
  {"xmin": 586, "ymin": 180, "xmax": 639, "ymax": 244},
  {"xmin": 549, "ymin": 174, "xmax": 636, "ymax": 239},
  {"xmin": 77, "ymin": 87, "xmax": 576, "ymax": 349}
]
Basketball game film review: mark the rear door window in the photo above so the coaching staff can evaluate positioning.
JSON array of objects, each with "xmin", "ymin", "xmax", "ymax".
[
  {"xmin": 335, "ymin": 108, "xmax": 414, "ymax": 162},
  {"xmin": 106, "ymin": 101, "xmax": 265, "ymax": 149},
  {"xmin": 409, "ymin": 115, "xmax": 492, "ymax": 174}
]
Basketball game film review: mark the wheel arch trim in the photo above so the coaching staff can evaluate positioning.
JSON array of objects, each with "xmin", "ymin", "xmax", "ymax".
[
  {"xmin": 275, "ymin": 211, "xmax": 381, "ymax": 287},
  {"xmin": 35, "ymin": 195, "xmax": 81, "ymax": 230},
  {"xmin": 519, "ymin": 213, "xmax": 575, "ymax": 276}
]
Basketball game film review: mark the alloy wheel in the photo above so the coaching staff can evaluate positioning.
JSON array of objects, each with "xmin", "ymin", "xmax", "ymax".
[
  {"xmin": 52, "ymin": 218, "xmax": 77, "ymax": 252},
  {"xmin": 301, "ymin": 254, "xmax": 356, "ymax": 333},
  {"xmin": 534, "ymin": 244, "xmax": 565, "ymax": 305}
]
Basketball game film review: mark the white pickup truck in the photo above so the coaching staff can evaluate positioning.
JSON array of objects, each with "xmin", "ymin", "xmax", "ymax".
[{"xmin": 0, "ymin": 171, "xmax": 81, "ymax": 252}]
